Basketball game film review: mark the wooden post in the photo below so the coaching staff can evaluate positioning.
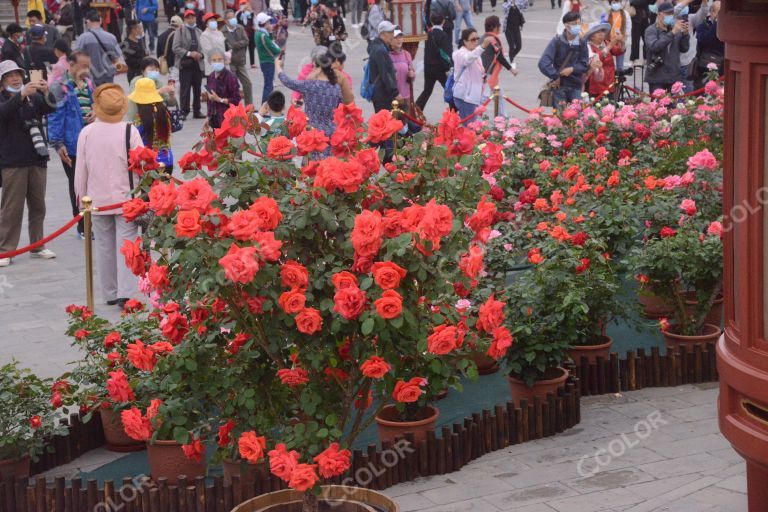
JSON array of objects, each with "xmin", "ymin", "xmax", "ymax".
[{"xmin": 81, "ymin": 196, "xmax": 95, "ymax": 312}]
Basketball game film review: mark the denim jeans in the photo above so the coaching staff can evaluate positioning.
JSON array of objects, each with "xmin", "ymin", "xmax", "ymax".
[
  {"xmin": 454, "ymin": 97, "xmax": 479, "ymax": 124},
  {"xmin": 680, "ymin": 64, "xmax": 693, "ymax": 93},
  {"xmin": 141, "ymin": 20, "xmax": 158, "ymax": 51},
  {"xmin": 552, "ymin": 86, "xmax": 582, "ymax": 111},
  {"xmin": 453, "ymin": 9, "xmax": 475, "ymax": 45},
  {"xmin": 260, "ymin": 61, "xmax": 275, "ymax": 104}
]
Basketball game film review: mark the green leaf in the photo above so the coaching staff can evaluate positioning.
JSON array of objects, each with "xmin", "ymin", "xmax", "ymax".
[
  {"xmin": 317, "ymin": 428, "xmax": 329, "ymax": 439},
  {"xmin": 361, "ymin": 317, "xmax": 375, "ymax": 336}
]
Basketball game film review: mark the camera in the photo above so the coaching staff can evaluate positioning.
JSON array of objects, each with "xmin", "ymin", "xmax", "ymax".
[
  {"xmin": 24, "ymin": 120, "xmax": 49, "ymax": 158},
  {"xmin": 616, "ymin": 67, "xmax": 634, "ymax": 77},
  {"xmin": 646, "ymin": 55, "xmax": 664, "ymax": 73}
]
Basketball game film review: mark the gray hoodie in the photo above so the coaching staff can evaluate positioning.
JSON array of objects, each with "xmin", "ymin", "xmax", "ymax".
[{"xmin": 644, "ymin": 24, "xmax": 690, "ymax": 85}]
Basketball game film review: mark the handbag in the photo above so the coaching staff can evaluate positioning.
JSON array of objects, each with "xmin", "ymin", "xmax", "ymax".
[
  {"xmin": 444, "ymin": 59, "xmax": 468, "ymax": 104},
  {"xmin": 538, "ymin": 44, "xmax": 576, "ymax": 107},
  {"xmin": 170, "ymin": 106, "xmax": 184, "ymax": 133},
  {"xmin": 125, "ymin": 124, "xmax": 155, "ymax": 231}
]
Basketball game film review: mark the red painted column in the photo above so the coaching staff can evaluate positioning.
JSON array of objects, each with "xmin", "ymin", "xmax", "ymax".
[{"xmin": 718, "ymin": 4, "xmax": 768, "ymax": 512}]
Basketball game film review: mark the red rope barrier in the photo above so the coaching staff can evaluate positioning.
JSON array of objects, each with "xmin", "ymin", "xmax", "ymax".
[
  {"xmin": 0, "ymin": 214, "xmax": 83, "ymax": 259},
  {"xmin": 460, "ymin": 97, "xmax": 492, "ymax": 124},
  {"xmin": 398, "ymin": 110, "xmax": 428, "ymax": 127}
]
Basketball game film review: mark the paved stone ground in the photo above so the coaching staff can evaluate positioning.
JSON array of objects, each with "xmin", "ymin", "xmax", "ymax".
[
  {"xmin": 384, "ymin": 383, "xmax": 747, "ymax": 512},
  {"xmin": 1, "ymin": 2, "xmax": 745, "ymax": 511}
]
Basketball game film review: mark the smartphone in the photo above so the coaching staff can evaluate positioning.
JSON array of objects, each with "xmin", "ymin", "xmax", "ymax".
[{"xmin": 29, "ymin": 69, "xmax": 44, "ymax": 83}]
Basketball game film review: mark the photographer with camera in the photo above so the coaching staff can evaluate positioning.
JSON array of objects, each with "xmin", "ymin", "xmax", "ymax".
[
  {"xmin": 0, "ymin": 60, "xmax": 58, "ymax": 267},
  {"xmin": 643, "ymin": 2, "xmax": 689, "ymax": 92}
]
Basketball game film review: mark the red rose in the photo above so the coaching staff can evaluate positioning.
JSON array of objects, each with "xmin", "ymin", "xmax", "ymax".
[
  {"xmin": 51, "ymin": 391, "xmax": 63, "ymax": 408},
  {"xmin": 660, "ymin": 227, "xmax": 677, "ymax": 238},
  {"xmin": 147, "ymin": 181, "xmax": 178, "ymax": 216},
  {"xmin": 29, "ymin": 416, "xmax": 42, "ymax": 429},
  {"xmin": 427, "ymin": 324, "xmax": 459, "ymax": 355},
  {"xmin": 277, "ymin": 367, "xmax": 310, "ymax": 387},
  {"xmin": 288, "ymin": 464, "xmax": 319, "ymax": 492},
  {"xmin": 122, "ymin": 198, "xmax": 149, "ymax": 222},
  {"xmin": 360, "ymin": 356, "xmax": 391, "ymax": 378},
  {"xmin": 120, "ymin": 237, "xmax": 148, "ymax": 276},
  {"xmin": 467, "ymin": 196, "xmax": 497, "ymax": 233},
  {"xmin": 351, "ymin": 210, "xmax": 383, "ymax": 258},
  {"xmin": 266, "ymin": 135, "xmax": 294, "ymax": 159},
  {"xmin": 364, "ymin": 109, "xmax": 404, "ymax": 143},
  {"xmin": 489, "ymin": 185, "xmax": 504, "ymax": 201},
  {"xmin": 477, "ymin": 295, "xmax": 505, "ymax": 334},
  {"xmin": 278, "ymin": 288, "xmax": 307, "ymax": 314},
  {"xmin": 333, "ymin": 102, "xmax": 364, "ymax": 131},
  {"xmin": 269, "ymin": 444, "xmax": 301, "ymax": 482},
  {"xmin": 219, "ymin": 243, "xmax": 260, "ymax": 284},
  {"xmin": 147, "ymin": 263, "xmax": 169, "ymax": 291},
  {"xmin": 175, "ymin": 209, "xmax": 202, "ymax": 238},
  {"xmin": 161, "ymin": 312, "xmax": 189, "ymax": 344},
  {"xmin": 575, "ymin": 258, "xmax": 590, "ymax": 274},
  {"xmin": 123, "ymin": 299, "xmax": 144, "ymax": 313},
  {"xmin": 487, "ymin": 326, "xmax": 513, "ymax": 360},
  {"xmin": 238, "ymin": 431, "xmax": 267, "ymax": 463},
  {"xmin": 459, "ymin": 245, "xmax": 484, "ymax": 279},
  {"xmin": 374, "ymin": 290, "xmax": 403, "ymax": 319},
  {"xmin": 106, "ymin": 369, "xmax": 135, "ymax": 403},
  {"xmin": 176, "ymin": 177, "xmax": 217, "ymax": 213},
  {"xmin": 527, "ymin": 247, "xmax": 544, "ymax": 265},
  {"xmin": 182, "ymin": 437, "xmax": 205, "ymax": 462},
  {"xmin": 296, "ymin": 128, "xmax": 329, "ymax": 155},
  {"xmin": 392, "ymin": 377, "xmax": 426, "ymax": 403},
  {"xmin": 295, "ymin": 308, "xmax": 323, "ymax": 334},
  {"xmin": 128, "ymin": 146, "xmax": 159, "ymax": 175},
  {"xmin": 333, "ymin": 286, "xmax": 367, "ymax": 320},
  {"xmin": 127, "ymin": 340, "xmax": 157, "ymax": 371},
  {"xmin": 571, "ymin": 232, "xmax": 588, "ymax": 246},
  {"xmin": 104, "ymin": 331, "xmax": 121, "ymax": 348},
  {"xmin": 371, "ymin": 261, "xmax": 407, "ymax": 290},
  {"xmin": 332, "ymin": 271, "xmax": 358, "ymax": 290},
  {"xmin": 314, "ymin": 443, "xmax": 352, "ymax": 479},
  {"xmin": 286, "ymin": 105, "xmax": 308, "ymax": 138},
  {"xmin": 249, "ymin": 197, "xmax": 282, "ymax": 230},
  {"xmin": 253, "ymin": 231, "xmax": 283, "ymax": 262},
  {"xmin": 281, "ymin": 260, "xmax": 309, "ymax": 289},
  {"xmin": 217, "ymin": 420, "xmax": 236, "ymax": 448},
  {"xmin": 355, "ymin": 148, "xmax": 381, "ymax": 176},
  {"xmin": 228, "ymin": 210, "xmax": 261, "ymax": 240},
  {"xmin": 121, "ymin": 407, "xmax": 152, "ymax": 441}
]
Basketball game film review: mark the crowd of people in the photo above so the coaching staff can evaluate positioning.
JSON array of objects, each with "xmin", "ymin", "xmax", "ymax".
[{"xmin": 0, "ymin": 0, "xmax": 724, "ymax": 306}]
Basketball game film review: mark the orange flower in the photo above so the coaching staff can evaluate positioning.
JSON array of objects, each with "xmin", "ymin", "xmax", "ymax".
[
  {"xmin": 331, "ymin": 271, "xmax": 358, "ymax": 290},
  {"xmin": 371, "ymin": 261, "xmax": 407, "ymax": 290},
  {"xmin": 126, "ymin": 340, "xmax": 157, "ymax": 371},
  {"xmin": 314, "ymin": 443, "xmax": 352, "ymax": 478},
  {"xmin": 487, "ymin": 326, "xmax": 513, "ymax": 360},
  {"xmin": 280, "ymin": 261, "xmax": 309, "ymax": 289},
  {"xmin": 527, "ymin": 248, "xmax": 544, "ymax": 265},
  {"xmin": 266, "ymin": 135, "xmax": 294, "ymax": 159},
  {"xmin": 238, "ymin": 431, "xmax": 267, "ymax": 463},
  {"xmin": 278, "ymin": 288, "xmax": 307, "ymax": 315},
  {"xmin": 249, "ymin": 197, "xmax": 282, "ymax": 231},
  {"xmin": 459, "ymin": 245, "xmax": 484, "ymax": 279},
  {"xmin": 477, "ymin": 295, "xmax": 505, "ymax": 334},
  {"xmin": 121, "ymin": 407, "xmax": 152, "ymax": 441},
  {"xmin": 427, "ymin": 324, "xmax": 459, "ymax": 355},
  {"xmin": 360, "ymin": 356, "xmax": 391, "ymax": 378},
  {"xmin": 364, "ymin": 109, "xmax": 403, "ymax": 143},
  {"xmin": 374, "ymin": 290, "xmax": 403, "ymax": 319},
  {"xmin": 288, "ymin": 464, "xmax": 319, "ymax": 492},
  {"xmin": 175, "ymin": 209, "xmax": 202, "ymax": 238},
  {"xmin": 351, "ymin": 210, "xmax": 383, "ymax": 258},
  {"xmin": 295, "ymin": 308, "xmax": 323, "ymax": 335},
  {"xmin": 106, "ymin": 370, "xmax": 135, "ymax": 403},
  {"xmin": 333, "ymin": 286, "xmax": 367, "ymax": 320},
  {"xmin": 182, "ymin": 436, "xmax": 205, "ymax": 462},
  {"xmin": 392, "ymin": 377, "xmax": 427, "ymax": 403},
  {"xmin": 269, "ymin": 444, "xmax": 301, "ymax": 482}
]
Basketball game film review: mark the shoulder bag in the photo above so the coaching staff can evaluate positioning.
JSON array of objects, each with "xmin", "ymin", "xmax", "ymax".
[{"xmin": 538, "ymin": 44, "xmax": 576, "ymax": 107}]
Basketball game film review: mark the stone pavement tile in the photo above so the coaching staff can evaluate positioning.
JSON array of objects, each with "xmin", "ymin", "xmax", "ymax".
[
  {"xmin": 605, "ymin": 386, "xmax": 698, "ymax": 400},
  {"xmin": 620, "ymin": 475, "xmax": 723, "ymax": 512},
  {"xmin": 483, "ymin": 483, "xmax": 579, "ymax": 510},
  {"xmin": 607, "ymin": 397, "xmax": 696, "ymax": 421},
  {"xmin": 562, "ymin": 468, "xmax": 656, "ymax": 495},
  {"xmin": 578, "ymin": 408, "xmax": 638, "ymax": 434},
  {"xmin": 420, "ymin": 480, "xmax": 517, "ymax": 506},
  {"xmin": 575, "ymin": 447, "xmax": 667, "ymax": 476},
  {"xmin": 447, "ymin": 463, "xmax": 532, "ymax": 485},
  {"xmin": 673, "ymin": 386, "xmax": 719, "ymax": 406},
  {"xmin": 714, "ymin": 474, "xmax": 747, "ymax": 494},
  {"xmin": 644, "ymin": 433, "xmax": 732, "ymax": 459},
  {"xmin": 683, "ymin": 485, "xmax": 748, "ymax": 509},
  {"xmin": 579, "ymin": 393, "xmax": 639, "ymax": 408},
  {"xmin": 415, "ymin": 498, "xmax": 504, "ymax": 512},
  {"xmin": 507, "ymin": 424, "xmax": 617, "ymax": 452},
  {"xmin": 491, "ymin": 461, "xmax": 584, "ymax": 488},
  {"xmin": 664, "ymin": 403, "xmax": 717, "ymax": 423},
  {"xmin": 637, "ymin": 453, "xmax": 730, "ymax": 479},
  {"xmin": 383, "ymin": 477, "xmax": 453, "ymax": 498},
  {"xmin": 395, "ymin": 493, "xmax": 438, "ymax": 512},
  {"xmin": 658, "ymin": 417, "xmax": 720, "ymax": 440},
  {"xmin": 705, "ymin": 447, "xmax": 743, "ymax": 466},
  {"xmin": 546, "ymin": 487, "xmax": 646, "ymax": 512}
]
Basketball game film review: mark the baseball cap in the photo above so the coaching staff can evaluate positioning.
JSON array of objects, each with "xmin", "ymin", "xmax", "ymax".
[
  {"xmin": 377, "ymin": 20, "xmax": 396, "ymax": 33},
  {"xmin": 183, "ymin": 8, "xmax": 196, "ymax": 17},
  {"xmin": 170, "ymin": 15, "xmax": 183, "ymax": 27},
  {"xmin": 256, "ymin": 12, "xmax": 272, "ymax": 25},
  {"xmin": 393, "ymin": 28, "xmax": 403, "ymax": 37},
  {"xmin": 29, "ymin": 24, "xmax": 47, "ymax": 39},
  {"xmin": 657, "ymin": 2, "xmax": 674, "ymax": 12},
  {"xmin": 203, "ymin": 12, "xmax": 220, "ymax": 21}
]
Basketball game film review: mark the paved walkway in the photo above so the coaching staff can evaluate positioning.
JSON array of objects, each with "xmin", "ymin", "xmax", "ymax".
[{"xmin": 385, "ymin": 383, "xmax": 746, "ymax": 512}]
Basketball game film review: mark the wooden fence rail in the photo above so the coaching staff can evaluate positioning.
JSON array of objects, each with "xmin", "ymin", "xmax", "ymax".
[
  {"xmin": 1, "ymin": 380, "xmax": 581, "ymax": 512},
  {"xmin": 571, "ymin": 342, "xmax": 719, "ymax": 397}
]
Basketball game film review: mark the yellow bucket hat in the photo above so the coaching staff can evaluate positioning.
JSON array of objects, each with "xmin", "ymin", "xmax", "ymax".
[{"xmin": 127, "ymin": 77, "xmax": 164, "ymax": 105}]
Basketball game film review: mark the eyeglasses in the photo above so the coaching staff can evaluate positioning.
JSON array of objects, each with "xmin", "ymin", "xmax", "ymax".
[{"xmin": 468, "ymin": 37, "xmax": 479, "ymax": 42}]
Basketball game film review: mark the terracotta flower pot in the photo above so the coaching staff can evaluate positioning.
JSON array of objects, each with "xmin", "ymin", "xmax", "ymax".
[
  {"xmin": 375, "ymin": 405, "xmax": 438, "ymax": 445},
  {"xmin": 638, "ymin": 290, "xmax": 674, "ymax": 319},
  {"xmin": 222, "ymin": 458, "xmax": 263, "ymax": 486},
  {"xmin": 231, "ymin": 485, "xmax": 400, "ymax": 512},
  {"xmin": 568, "ymin": 335, "xmax": 613, "ymax": 364},
  {"xmin": 146, "ymin": 440, "xmax": 206, "ymax": 484},
  {"xmin": 100, "ymin": 408, "xmax": 146, "ymax": 453},
  {"xmin": 471, "ymin": 352, "xmax": 500, "ymax": 375},
  {"xmin": 663, "ymin": 323, "xmax": 723, "ymax": 353},
  {"xmin": 0, "ymin": 455, "xmax": 30, "ymax": 480},
  {"xmin": 507, "ymin": 367, "xmax": 569, "ymax": 407},
  {"xmin": 684, "ymin": 292, "xmax": 724, "ymax": 327}
]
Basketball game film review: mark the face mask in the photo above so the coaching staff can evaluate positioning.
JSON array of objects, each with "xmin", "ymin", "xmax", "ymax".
[
  {"xmin": 208, "ymin": 20, "xmax": 218, "ymax": 29},
  {"xmin": 675, "ymin": 5, "xmax": 689, "ymax": 15},
  {"xmin": 146, "ymin": 70, "xmax": 160, "ymax": 80},
  {"xmin": 211, "ymin": 62, "xmax": 225, "ymax": 72},
  {"xmin": 186, "ymin": 22, "xmax": 196, "ymax": 28},
  {"xmin": 16, "ymin": 35, "xmax": 25, "ymax": 44},
  {"xmin": 569, "ymin": 24, "xmax": 581, "ymax": 36},
  {"xmin": 663, "ymin": 14, "xmax": 675, "ymax": 25},
  {"xmin": 228, "ymin": 18, "xmax": 238, "ymax": 26},
  {"xmin": 6, "ymin": 85, "xmax": 22, "ymax": 93},
  {"xmin": 610, "ymin": 2, "xmax": 621, "ymax": 10},
  {"xmin": 186, "ymin": 2, "xmax": 195, "ymax": 8},
  {"xmin": 649, "ymin": 3, "xmax": 658, "ymax": 12}
]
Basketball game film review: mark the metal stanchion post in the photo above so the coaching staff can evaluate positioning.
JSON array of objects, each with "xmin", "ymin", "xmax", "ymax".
[
  {"xmin": 81, "ymin": 196, "xmax": 95, "ymax": 312},
  {"xmin": 391, "ymin": 100, "xmax": 400, "ymax": 158},
  {"xmin": 493, "ymin": 86, "xmax": 501, "ymax": 118}
]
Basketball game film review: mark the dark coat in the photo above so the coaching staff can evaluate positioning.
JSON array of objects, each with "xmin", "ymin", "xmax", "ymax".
[
  {"xmin": 368, "ymin": 37, "xmax": 400, "ymax": 105},
  {"xmin": 0, "ymin": 89, "xmax": 57, "ymax": 168},
  {"xmin": 538, "ymin": 33, "xmax": 589, "ymax": 89},
  {"xmin": 424, "ymin": 25, "xmax": 453, "ymax": 78}
]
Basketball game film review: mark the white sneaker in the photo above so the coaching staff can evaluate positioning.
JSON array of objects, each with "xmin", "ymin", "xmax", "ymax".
[
  {"xmin": 31, "ymin": 249, "xmax": 56, "ymax": 259},
  {"xmin": 0, "ymin": 258, "xmax": 11, "ymax": 267}
]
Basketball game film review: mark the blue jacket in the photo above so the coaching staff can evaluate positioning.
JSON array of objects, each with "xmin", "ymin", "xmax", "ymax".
[
  {"xmin": 135, "ymin": 0, "xmax": 159, "ymax": 23},
  {"xmin": 538, "ymin": 34, "xmax": 590, "ymax": 90},
  {"xmin": 48, "ymin": 76, "xmax": 94, "ymax": 156}
]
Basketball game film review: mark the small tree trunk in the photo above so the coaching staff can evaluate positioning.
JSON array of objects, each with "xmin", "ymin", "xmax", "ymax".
[{"xmin": 301, "ymin": 492, "xmax": 319, "ymax": 512}]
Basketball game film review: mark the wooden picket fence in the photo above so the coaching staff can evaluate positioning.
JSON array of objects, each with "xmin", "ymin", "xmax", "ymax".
[
  {"xmin": 571, "ymin": 342, "xmax": 719, "ymax": 397},
  {"xmin": 29, "ymin": 413, "xmax": 107, "ymax": 477},
  {"xmin": 0, "ymin": 380, "xmax": 581, "ymax": 512}
]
